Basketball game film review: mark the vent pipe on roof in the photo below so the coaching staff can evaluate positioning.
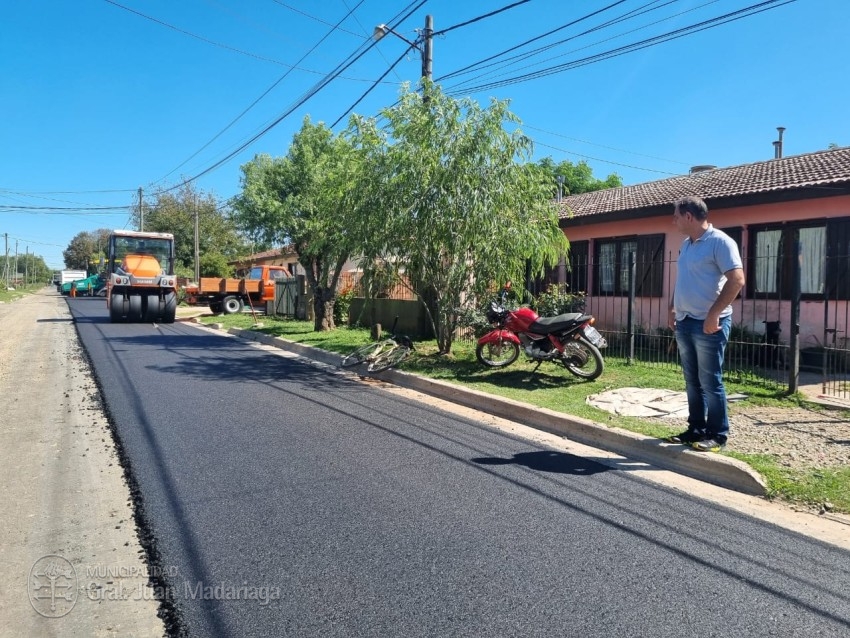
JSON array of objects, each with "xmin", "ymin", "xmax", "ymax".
[
  {"xmin": 774, "ymin": 126, "xmax": 786, "ymax": 158},
  {"xmin": 689, "ymin": 165, "xmax": 716, "ymax": 174}
]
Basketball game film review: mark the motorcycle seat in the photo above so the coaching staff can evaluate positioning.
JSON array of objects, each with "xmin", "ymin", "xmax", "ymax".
[{"xmin": 528, "ymin": 312, "xmax": 587, "ymax": 334}]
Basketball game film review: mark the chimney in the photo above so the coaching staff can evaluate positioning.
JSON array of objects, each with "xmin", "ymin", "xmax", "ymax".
[{"xmin": 774, "ymin": 126, "xmax": 786, "ymax": 158}]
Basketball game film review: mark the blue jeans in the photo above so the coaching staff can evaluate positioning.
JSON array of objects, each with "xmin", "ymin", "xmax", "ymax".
[{"xmin": 675, "ymin": 316, "xmax": 732, "ymax": 442}]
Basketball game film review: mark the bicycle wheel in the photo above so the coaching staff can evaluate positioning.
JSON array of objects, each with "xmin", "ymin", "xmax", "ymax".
[
  {"xmin": 367, "ymin": 344, "xmax": 411, "ymax": 372},
  {"xmin": 340, "ymin": 342, "xmax": 384, "ymax": 367}
]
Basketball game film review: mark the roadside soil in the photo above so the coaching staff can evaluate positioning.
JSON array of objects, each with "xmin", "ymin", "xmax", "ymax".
[
  {"xmin": 0, "ymin": 288, "xmax": 163, "ymax": 637},
  {"xmin": 721, "ymin": 404, "xmax": 850, "ymax": 472}
]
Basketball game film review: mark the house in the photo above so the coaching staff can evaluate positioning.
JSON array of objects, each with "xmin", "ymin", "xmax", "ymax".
[{"xmin": 556, "ymin": 146, "xmax": 850, "ymax": 354}]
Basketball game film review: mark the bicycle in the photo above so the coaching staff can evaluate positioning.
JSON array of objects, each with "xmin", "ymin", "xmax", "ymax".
[{"xmin": 340, "ymin": 317, "xmax": 415, "ymax": 372}]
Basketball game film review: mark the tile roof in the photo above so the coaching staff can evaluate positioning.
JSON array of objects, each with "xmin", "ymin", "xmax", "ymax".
[{"xmin": 558, "ymin": 146, "xmax": 850, "ymax": 220}]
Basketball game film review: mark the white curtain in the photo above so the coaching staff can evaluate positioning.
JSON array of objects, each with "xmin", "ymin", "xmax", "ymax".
[
  {"xmin": 599, "ymin": 243, "xmax": 616, "ymax": 293},
  {"xmin": 755, "ymin": 230, "xmax": 781, "ymax": 293},
  {"xmin": 799, "ymin": 226, "xmax": 825, "ymax": 294},
  {"xmin": 619, "ymin": 240, "xmax": 637, "ymax": 292}
]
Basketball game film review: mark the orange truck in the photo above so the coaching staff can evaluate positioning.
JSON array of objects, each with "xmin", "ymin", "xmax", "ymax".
[{"xmin": 182, "ymin": 264, "xmax": 292, "ymax": 314}]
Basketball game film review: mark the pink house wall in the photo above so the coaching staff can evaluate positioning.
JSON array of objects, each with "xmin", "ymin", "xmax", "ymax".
[{"xmin": 563, "ymin": 194, "xmax": 850, "ymax": 349}]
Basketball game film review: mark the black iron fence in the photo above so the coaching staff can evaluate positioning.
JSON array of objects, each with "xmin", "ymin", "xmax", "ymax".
[{"xmin": 522, "ymin": 246, "xmax": 850, "ymax": 398}]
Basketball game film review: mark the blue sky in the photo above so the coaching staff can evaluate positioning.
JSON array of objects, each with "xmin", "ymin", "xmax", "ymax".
[{"xmin": 2, "ymin": 0, "xmax": 846, "ymax": 270}]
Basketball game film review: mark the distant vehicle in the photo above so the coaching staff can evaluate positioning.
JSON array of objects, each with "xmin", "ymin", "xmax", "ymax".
[
  {"xmin": 56, "ymin": 270, "xmax": 87, "ymax": 293},
  {"xmin": 60, "ymin": 273, "xmax": 104, "ymax": 296}
]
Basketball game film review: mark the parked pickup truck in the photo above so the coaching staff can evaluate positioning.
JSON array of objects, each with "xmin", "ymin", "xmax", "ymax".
[{"xmin": 182, "ymin": 265, "xmax": 292, "ymax": 314}]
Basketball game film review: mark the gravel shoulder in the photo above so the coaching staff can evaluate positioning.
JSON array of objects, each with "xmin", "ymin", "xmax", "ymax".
[{"xmin": 0, "ymin": 289, "xmax": 163, "ymax": 637}]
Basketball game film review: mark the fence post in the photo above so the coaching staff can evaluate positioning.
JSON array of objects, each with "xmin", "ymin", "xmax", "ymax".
[
  {"xmin": 627, "ymin": 251, "xmax": 636, "ymax": 363},
  {"xmin": 788, "ymin": 240, "xmax": 801, "ymax": 393}
]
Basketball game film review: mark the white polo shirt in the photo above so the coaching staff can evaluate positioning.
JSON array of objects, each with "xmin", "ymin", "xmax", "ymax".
[{"xmin": 673, "ymin": 225, "xmax": 742, "ymax": 321}]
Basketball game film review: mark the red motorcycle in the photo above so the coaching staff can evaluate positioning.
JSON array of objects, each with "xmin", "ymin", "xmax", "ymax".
[{"xmin": 476, "ymin": 291, "xmax": 607, "ymax": 380}]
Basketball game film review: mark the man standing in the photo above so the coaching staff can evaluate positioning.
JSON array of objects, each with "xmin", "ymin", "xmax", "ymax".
[{"xmin": 668, "ymin": 196, "xmax": 745, "ymax": 452}]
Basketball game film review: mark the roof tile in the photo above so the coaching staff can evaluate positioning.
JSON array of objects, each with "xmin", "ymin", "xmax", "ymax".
[{"xmin": 559, "ymin": 147, "xmax": 850, "ymax": 219}]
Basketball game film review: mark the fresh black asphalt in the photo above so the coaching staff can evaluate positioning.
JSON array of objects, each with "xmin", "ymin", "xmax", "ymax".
[{"xmin": 67, "ymin": 298, "xmax": 850, "ymax": 637}]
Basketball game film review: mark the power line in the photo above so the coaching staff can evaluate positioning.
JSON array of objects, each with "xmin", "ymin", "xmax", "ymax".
[
  {"xmin": 531, "ymin": 140, "xmax": 679, "ymax": 176},
  {"xmin": 159, "ymin": 1, "xmax": 427, "ymax": 192},
  {"xmin": 446, "ymin": 0, "xmax": 797, "ymax": 94},
  {"xmin": 523, "ymin": 124, "xmax": 691, "ymax": 166},
  {"xmin": 268, "ymin": 0, "xmax": 363, "ymax": 37},
  {"xmin": 434, "ymin": 0, "xmax": 533, "ymax": 36},
  {"xmin": 151, "ymin": 0, "xmax": 369, "ymax": 187},
  {"xmin": 0, "ymin": 205, "xmax": 129, "ymax": 212},
  {"xmin": 437, "ymin": 0, "xmax": 631, "ymax": 83},
  {"xmin": 103, "ymin": 0, "xmax": 359, "ymax": 75}
]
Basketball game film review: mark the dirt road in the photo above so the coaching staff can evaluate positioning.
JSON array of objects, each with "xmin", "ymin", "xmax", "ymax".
[{"xmin": 0, "ymin": 288, "xmax": 163, "ymax": 637}]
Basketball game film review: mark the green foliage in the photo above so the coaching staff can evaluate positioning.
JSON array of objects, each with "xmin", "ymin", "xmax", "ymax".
[
  {"xmin": 131, "ymin": 183, "xmax": 249, "ymax": 273},
  {"xmin": 62, "ymin": 228, "xmax": 111, "ymax": 270},
  {"xmin": 234, "ymin": 117, "xmax": 366, "ymax": 331},
  {"xmin": 333, "ymin": 284, "xmax": 356, "ymax": 325},
  {"xmin": 199, "ymin": 252, "xmax": 234, "ymax": 278},
  {"xmin": 533, "ymin": 283, "xmax": 586, "ymax": 316},
  {"xmin": 536, "ymin": 157, "xmax": 623, "ymax": 196},
  {"xmin": 348, "ymin": 81, "xmax": 569, "ymax": 353}
]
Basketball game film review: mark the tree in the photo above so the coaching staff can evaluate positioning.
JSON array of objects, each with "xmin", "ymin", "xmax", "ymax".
[
  {"xmin": 536, "ymin": 157, "xmax": 622, "ymax": 197},
  {"xmin": 131, "ymin": 183, "xmax": 248, "ymax": 278},
  {"xmin": 233, "ymin": 118, "xmax": 363, "ymax": 331},
  {"xmin": 350, "ymin": 82, "xmax": 569, "ymax": 354},
  {"xmin": 62, "ymin": 229, "xmax": 111, "ymax": 271}
]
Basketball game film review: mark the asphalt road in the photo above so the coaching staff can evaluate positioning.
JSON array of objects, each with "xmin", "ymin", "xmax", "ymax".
[{"xmin": 67, "ymin": 298, "xmax": 850, "ymax": 638}]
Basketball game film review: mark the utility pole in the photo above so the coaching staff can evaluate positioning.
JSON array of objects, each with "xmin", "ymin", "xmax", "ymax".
[
  {"xmin": 421, "ymin": 14, "xmax": 433, "ymax": 80},
  {"xmin": 3, "ymin": 233, "xmax": 8, "ymax": 289},
  {"xmin": 194, "ymin": 195, "xmax": 200, "ymax": 283},
  {"xmin": 25, "ymin": 246, "xmax": 29, "ymax": 287},
  {"xmin": 138, "ymin": 187, "xmax": 144, "ymax": 232}
]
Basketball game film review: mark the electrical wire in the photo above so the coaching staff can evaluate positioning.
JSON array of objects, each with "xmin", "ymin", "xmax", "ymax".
[
  {"xmin": 159, "ymin": 1, "xmax": 428, "ymax": 192},
  {"xmin": 446, "ymin": 0, "xmax": 797, "ymax": 95},
  {"xmin": 152, "ymin": 0, "xmax": 369, "ymax": 187}
]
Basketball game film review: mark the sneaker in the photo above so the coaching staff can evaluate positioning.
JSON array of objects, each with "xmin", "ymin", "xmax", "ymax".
[
  {"xmin": 691, "ymin": 437, "xmax": 726, "ymax": 452},
  {"xmin": 667, "ymin": 429, "xmax": 703, "ymax": 445}
]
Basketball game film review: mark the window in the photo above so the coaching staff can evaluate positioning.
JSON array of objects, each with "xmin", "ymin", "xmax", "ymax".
[
  {"xmin": 567, "ymin": 240, "xmax": 588, "ymax": 293},
  {"xmin": 593, "ymin": 234, "xmax": 664, "ymax": 297},
  {"xmin": 749, "ymin": 220, "xmax": 837, "ymax": 300}
]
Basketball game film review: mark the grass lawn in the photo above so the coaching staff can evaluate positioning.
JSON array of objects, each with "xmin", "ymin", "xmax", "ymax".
[
  {"xmin": 0, "ymin": 283, "xmax": 47, "ymax": 304},
  {"xmin": 200, "ymin": 311, "xmax": 850, "ymax": 514}
]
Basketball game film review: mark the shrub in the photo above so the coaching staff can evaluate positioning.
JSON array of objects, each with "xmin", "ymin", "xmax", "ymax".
[
  {"xmin": 533, "ymin": 284, "xmax": 586, "ymax": 316},
  {"xmin": 334, "ymin": 285, "xmax": 356, "ymax": 325}
]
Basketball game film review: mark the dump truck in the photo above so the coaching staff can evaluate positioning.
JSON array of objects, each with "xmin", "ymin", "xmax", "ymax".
[
  {"xmin": 105, "ymin": 230, "xmax": 178, "ymax": 323},
  {"xmin": 182, "ymin": 264, "xmax": 291, "ymax": 314}
]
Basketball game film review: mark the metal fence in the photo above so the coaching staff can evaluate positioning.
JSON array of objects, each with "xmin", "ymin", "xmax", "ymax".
[{"xmin": 552, "ymin": 247, "xmax": 850, "ymax": 398}]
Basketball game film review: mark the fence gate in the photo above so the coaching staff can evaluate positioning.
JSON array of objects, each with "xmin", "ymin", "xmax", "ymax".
[
  {"xmin": 820, "ymin": 252, "xmax": 850, "ymax": 400},
  {"xmin": 274, "ymin": 277, "xmax": 299, "ymax": 316}
]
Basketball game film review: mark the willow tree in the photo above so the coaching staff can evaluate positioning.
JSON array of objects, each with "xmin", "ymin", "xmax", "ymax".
[
  {"xmin": 234, "ymin": 117, "xmax": 363, "ymax": 331},
  {"xmin": 350, "ymin": 82, "xmax": 569, "ymax": 354}
]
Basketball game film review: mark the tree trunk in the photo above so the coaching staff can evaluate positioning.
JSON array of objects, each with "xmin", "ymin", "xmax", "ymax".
[{"xmin": 312, "ymin": 288, "xmax": 336, "ymax": 331}]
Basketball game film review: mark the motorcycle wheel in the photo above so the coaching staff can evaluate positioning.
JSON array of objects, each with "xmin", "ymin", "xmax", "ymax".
[
  {"xmin": 476, "ymin": 338, "xmax": 520, "ymax": 367},
  {"xmin": 561, "ymin": 336, "xmax": 604, "ymax": 380}
]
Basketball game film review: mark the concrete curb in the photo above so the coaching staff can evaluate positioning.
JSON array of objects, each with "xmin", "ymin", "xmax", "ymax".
[{"xmin": 228, "ymin": 327, "xmax": 767, "ymax": 497}]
